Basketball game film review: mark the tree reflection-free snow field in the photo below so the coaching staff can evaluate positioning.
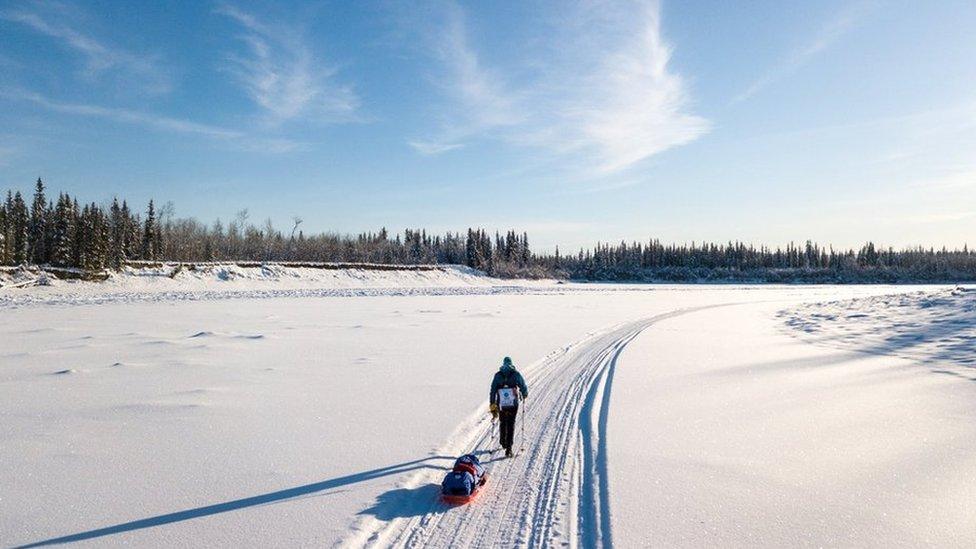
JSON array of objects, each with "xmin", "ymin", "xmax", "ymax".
[{"xmin": 2, "ymin": 278, "xmax": 973, "ymax": 547}]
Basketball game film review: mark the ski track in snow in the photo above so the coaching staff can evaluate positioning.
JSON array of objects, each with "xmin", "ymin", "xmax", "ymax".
[{"xmin": 341, "ymin": 305, "xmax": 725, "ymax": 549}]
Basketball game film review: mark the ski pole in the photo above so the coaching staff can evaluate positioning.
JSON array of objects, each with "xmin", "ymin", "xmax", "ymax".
[
  {"xmin": 489, "ymin": 414, "xmax": 496, "ymax": 453},
  {"xmin": 520, "ymin": 398, "xmax": 526, "ymax": 453}
]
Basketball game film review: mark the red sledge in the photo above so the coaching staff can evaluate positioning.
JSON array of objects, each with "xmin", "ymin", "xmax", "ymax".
[
  {"xmin": 440, "ymin": 454, "xmax": 488, "ymax": 504},
  {"xmin": 441, "ymin": 473, "xmax": 488, "ymax": 504}
]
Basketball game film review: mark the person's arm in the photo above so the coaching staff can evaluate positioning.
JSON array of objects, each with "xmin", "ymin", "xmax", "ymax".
[
  {"xmin": 489, "ymin": 374, "xmax": 498, "ymax": 404},
  {"xmin": 517, "ymin": 372, "xmax": 528, "ymax": 400}
]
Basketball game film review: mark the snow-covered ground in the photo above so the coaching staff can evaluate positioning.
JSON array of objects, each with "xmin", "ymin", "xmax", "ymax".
[
  {"xmin": 2, "ymin": 274, "xmax": 973, "ymax": 547},
  {"xmin": 611, "ymin": 295, "xmax": 976, "ymax": 547}
]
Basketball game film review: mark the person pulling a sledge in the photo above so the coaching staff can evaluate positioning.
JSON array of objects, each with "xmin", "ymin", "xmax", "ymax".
[{"xmin": 489, "ymin": 356, "xmax": 529, "ymax": 457}]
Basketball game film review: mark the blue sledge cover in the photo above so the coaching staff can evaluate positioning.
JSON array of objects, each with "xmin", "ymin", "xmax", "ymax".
[
  {"xmin": 441, "ymin": 454, "xmax": 486, "ymax": 497},
  {"xmin": 441, "ymin": 470, "xmax": 476, "ymax": 496}
]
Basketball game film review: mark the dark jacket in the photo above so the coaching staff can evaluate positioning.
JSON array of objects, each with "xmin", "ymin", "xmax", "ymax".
[{"xmin": 490, "ymin": 365, "xmax": 528, "ymax": 404}]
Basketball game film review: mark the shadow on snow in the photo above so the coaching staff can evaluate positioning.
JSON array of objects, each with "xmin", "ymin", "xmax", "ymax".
[
  {"xmin": 355, "ymin": 449, "xmax": 502, "ymax": 521},
  {"xmin": 15, "ymin": 455, "xmax": 454, "ymax": 548},
  {"xmin": 356, "ymin": 484, "xmax": 445, "ymax": 521}
]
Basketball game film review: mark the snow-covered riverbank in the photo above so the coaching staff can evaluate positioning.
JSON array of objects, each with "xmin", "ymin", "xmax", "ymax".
[
  {"xmin": 3, "ymin": 284, "xmax": 973, "ymax": 547},
  {"xmin": 0, "ymin": 263, "xmax": 554, "ymax": 309}
]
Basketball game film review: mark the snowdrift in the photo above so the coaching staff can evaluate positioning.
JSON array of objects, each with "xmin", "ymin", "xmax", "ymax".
[
  {"xmin": 111, "ymin": 262, "xmax": 501, "ymax": 289},
  {"xmin": 0, "ymin": 263, "xmax": 509, "ymax": 291},
  {"xmin": 0, "ymin": 263, "xmax": 564, "ymax": 308},
  {"xmin": 781, "ymin": 286, "xmax": 976, "ymax": 366}
]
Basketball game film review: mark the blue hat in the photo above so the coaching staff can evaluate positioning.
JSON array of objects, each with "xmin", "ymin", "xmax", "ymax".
[{"xmin": 502, "ymin": 356, "xmax": 513, "ymax": 368}]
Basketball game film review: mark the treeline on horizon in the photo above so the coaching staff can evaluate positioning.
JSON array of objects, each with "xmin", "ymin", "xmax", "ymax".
[{"xmin": 1, "ymin": 180, "xmax": 975, "ymax": 283}]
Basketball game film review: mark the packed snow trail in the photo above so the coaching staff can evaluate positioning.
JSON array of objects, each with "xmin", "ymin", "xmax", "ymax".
[{"xmin": 343, "ymin": 306, "xmax": 724, "ymax": 548}]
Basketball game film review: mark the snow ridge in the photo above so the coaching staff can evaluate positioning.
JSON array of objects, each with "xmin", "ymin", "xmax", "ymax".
[{"xmin": 780, "ymin": 287, "xmax": 976, "ymax": 368}]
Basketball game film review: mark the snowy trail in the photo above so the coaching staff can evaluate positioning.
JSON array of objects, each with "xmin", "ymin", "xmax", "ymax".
[{"xmin": 343, "ymin": 305, "xmax": 725, "ymax": 548}]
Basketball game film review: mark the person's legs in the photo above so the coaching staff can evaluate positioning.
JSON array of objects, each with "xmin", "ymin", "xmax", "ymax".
[
  {"xmin": 500, "ymin": 408, "xmax": 519, "ymax": 449},
  {"xmin": 500, "ymin": 409, "xmax": 516, "ymax": 449}
]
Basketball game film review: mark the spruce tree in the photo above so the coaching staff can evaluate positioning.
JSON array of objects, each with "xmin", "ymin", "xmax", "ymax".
[
  {"xmin": 120, "ymin": 200, "xmax": 138, "ymax": 263},
  {"xmin": 0, "ymin": 198, "xmax": 7, "ymax": 265},
  {"xmin": 483, "ymin": 233, "xmax": 494, "ymax": 274},
  {"xmin": 72, "ymin": 202, "xmax": 87, "ymax": 269},
  {"xmin": 42, "ymin": 198, "xmax": 55, "ymax": 265},
  {"xmin": 142, "ymin": 200, "xmax": 157, "ymax": 260},
  {"xmin": 11, "ymin": 192, "xmax": 29, "ymax": 264},
  {"xmin": 58, "ymin": 195, "xmax": 78, "ymax": 267},
  {"xmin": 109, "ymin": 198, "xmax": 125, "ymax": 269},
  {"xmin": 29, "ymin": 178, "xmax": 48, "ymax": 264},
  {"xmin": 70, "ymin": 198, "xmax": 82, "ymax": 268},
  {"xmin": 2, "ymin": 191, "xmax": 12, "ymax": 265},
  {"xmin": 153, "ymin": 214, "xmax": 163, "ymax": 260},
  {"xmin": 505, "ymin": 230, "xmax": 516, "ymax": 262},
  {"xmin": 78, "ymin": 203, "xmax": 109, "ymax": 271},
  {"xmin": 465, "ymin": 229, "xmax": 477, "ymax": 268},
  {"xmin": 77, "ymin": 204, "xmax": 90, "ymax": 270},
  {"xmin": 51, "ymin": 194, "xmax": 76, "ymax": 267}
]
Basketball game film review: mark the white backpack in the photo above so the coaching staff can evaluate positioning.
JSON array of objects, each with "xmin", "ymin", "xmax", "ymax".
[{"xmin": 497, "ymin": 387, "xmax": 518, "ymax": 410}]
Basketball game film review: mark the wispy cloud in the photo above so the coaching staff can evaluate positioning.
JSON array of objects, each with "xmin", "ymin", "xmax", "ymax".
[
  {"xmin": 0, "ymin": 0, "xmax": 172, "ymax": 94},
  {"xmin": 1, "ymin": 88, "xmax": 306, "ymax": 152},
  {"xmin": 216, "ymin": 3, "xmax": 358, "ymax": 125},
  {"xmin": 5, "ymin": 88, "xmax": 239, "ymax": 138},
  {"xmin": 410, "ymin": 0, "xmax": 707, "ymax": 176},
  {"xmin": 733, "ymin": 1, "xmax": 875, "ymax": 103},
  {"xmin": 419, "ymin": 2, "xmax": 525, "ymax": 147},
  {"xmin": 408, "ymin": 140, "xmax": 465, "ymax": 155},
  {"xmin": 559, "ymin": 2, "xmax": 709, "ymax": 174}
]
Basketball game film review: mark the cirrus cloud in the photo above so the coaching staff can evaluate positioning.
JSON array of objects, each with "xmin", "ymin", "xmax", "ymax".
[
  {"xmin": 216, "ymin": 3, "xmax": 359, "ymax": 126},
  {"xmin": 1, "ymin": 0, "xmax": 173, "ymax": 94},
  {"xmin": 410, "ymin": 0, "xmax": 709, "ymax": 176}
]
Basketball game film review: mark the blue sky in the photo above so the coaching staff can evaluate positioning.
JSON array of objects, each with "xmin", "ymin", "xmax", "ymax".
[{"xmin": 0, "ymin": 0, "xmax": 974, "ymax": 252}]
